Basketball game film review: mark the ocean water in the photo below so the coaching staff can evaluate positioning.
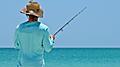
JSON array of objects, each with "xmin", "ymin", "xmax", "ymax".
[{"xmin": 0, "ymin": 48, "xmax": 120, "ymax": 67}]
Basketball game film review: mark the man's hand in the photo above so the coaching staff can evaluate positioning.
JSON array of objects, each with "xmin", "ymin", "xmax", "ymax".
[{"xmin": 50, "ymin": 35, "xmax": 55, "ymax": 40}]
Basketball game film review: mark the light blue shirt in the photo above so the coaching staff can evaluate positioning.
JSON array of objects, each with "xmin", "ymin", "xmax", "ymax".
[{"xmin": 14, "ymin": 21, "xmax": 54, "ymax": 67}]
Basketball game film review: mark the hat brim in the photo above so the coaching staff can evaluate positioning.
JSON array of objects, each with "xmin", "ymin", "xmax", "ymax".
[{"xmin": 20, "ymin": 7, "xmax": 43, "ymax": 18}]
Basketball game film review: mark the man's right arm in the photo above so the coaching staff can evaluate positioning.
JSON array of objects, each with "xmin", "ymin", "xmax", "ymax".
[{"xmin": 42, "ymin": 28, "xmax": 54, "ymax": 52}]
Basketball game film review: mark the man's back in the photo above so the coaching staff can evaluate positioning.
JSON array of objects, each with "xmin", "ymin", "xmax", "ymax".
[{"xmin": 14, "ymin": 21, "xmax": 54, "ymax": 67}]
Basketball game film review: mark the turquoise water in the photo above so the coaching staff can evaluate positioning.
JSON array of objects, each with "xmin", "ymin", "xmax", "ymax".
[{"xmin": 0, "ymin": 48, "xmax": 120, "ymax": 67}]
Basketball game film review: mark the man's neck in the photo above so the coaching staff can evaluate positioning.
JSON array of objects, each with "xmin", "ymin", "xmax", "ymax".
[
  {"xmin": 28, "ymin": 15, "xmax": 38, "ymax": 22},
  {"xmin": 28, "ymin": 18, "xmax": 38, "ymax": 22}
]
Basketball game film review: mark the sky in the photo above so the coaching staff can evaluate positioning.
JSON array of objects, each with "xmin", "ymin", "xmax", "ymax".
[{"xmin": 0, "ymin": 0, "xmax": 120, "ymax": 48}]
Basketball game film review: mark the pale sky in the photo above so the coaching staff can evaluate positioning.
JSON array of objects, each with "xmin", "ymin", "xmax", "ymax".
[{"xmin": 0, "ymin": 0, "xmax": 120, "ymax": 48}]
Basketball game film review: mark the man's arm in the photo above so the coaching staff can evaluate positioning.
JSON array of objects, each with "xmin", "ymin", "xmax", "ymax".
[
  {"xmin": 14, "ymin": 26, "xmax": 20, "ymax": 49},
  {"xmin": 42, "ymin": 28, "xmax": 55, "ymax": 52}
]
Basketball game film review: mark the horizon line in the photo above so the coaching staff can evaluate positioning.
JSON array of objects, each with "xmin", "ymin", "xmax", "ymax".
[{"xmin": 0, "ymin": 47, "xmax": 120, "ymax": 49}]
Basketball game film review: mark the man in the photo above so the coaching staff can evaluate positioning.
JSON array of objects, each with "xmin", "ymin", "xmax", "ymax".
[{"xmin": 14, "ymin": 1, "xmax": 55, "ymax": 67}]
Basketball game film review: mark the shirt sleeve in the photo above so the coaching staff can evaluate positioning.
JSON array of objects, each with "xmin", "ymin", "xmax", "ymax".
[
  {"xmin": 14, "ymin": 26, "xmax": 20, "ymax": 49},
  {"xmin": 42, "ymin": 28, "xmax": 54, "ymax": 52}
]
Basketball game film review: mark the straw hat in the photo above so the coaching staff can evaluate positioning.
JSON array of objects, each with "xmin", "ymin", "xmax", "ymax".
[{"xmin": 20, "ymin": 1, "xmax": 43, "ymax": 18}]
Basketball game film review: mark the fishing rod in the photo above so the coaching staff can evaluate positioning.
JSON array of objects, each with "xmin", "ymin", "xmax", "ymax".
[{"xmin": 54, "ymin": 6, "xmax": 87, "ymax": 36}]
